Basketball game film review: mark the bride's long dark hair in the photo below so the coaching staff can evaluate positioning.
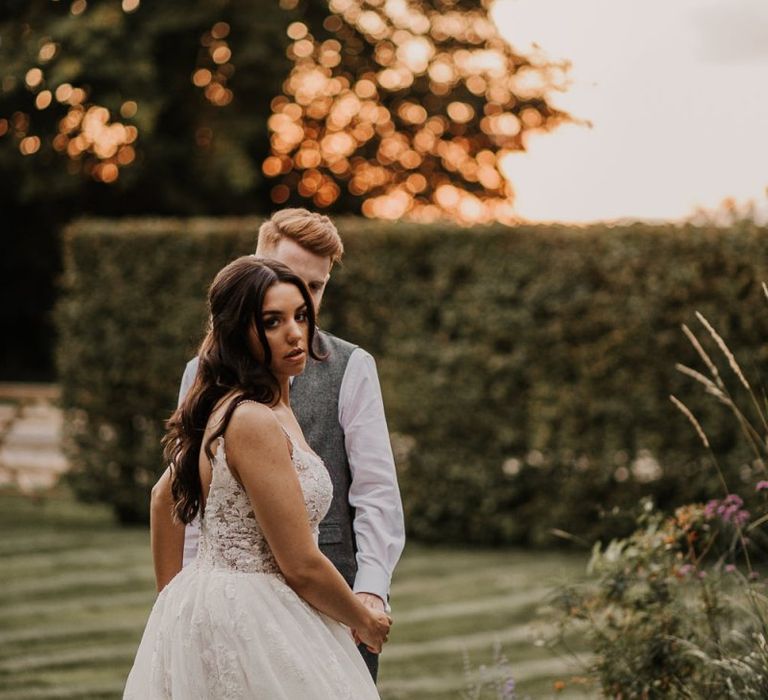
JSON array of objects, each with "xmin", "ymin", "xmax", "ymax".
[{"xmin": 163, "ymin": 256, "xmax": 322, "ymax": 524}]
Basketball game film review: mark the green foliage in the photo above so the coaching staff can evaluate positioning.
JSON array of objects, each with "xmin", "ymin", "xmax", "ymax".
[
  {"xmin": 552, "ymin": 296, "xmax": 768, "ymax": 698},
  {"xmin": 0, "ymin": 0, "xmax": 293, "ymax": 378},
  {"xmin": 553, "ymin": 502, "xmax": 768, "ymax": 698},
  {"xmin": 1, "ymin": 0, "xmax": 570, "ymax": 380},
  {"xmin": 55, "ymin": 219, "xmax": 251, "ymax": 520},
  {"xmin": 0, "ymin": 1, "xmax": 293, "ymax": 209},
  {"xmin": 0, "ymin": 1, "xmax": 568, "ymax": 212},
  {"xmin": 57, "ymin": 218, "xmax": 768, "ymax": 538}
]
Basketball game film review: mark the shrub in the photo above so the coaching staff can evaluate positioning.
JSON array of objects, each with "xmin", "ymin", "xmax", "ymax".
[
  {"xmin": 552, "ymin": 295, "xmax": 768, "ymax": 698},
  {"xmin": 56, "ymin": 218, "xmax": 768, "ymax": 539}
]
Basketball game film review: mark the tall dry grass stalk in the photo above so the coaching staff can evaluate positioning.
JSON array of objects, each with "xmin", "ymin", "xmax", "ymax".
[
  {"xmin": 682, "ymin": 313, "xmax": 768, "ymax": 457},
  {"xmin": 674, "ymin": 363, "xmax": 728, "ymax": 403},
  {"xmin": 695, "ymin": 311, "xmax": 751, "ymax": 391},
  {"xmin": 682, "ymin": 323, "xmax": 723, "ymax": 388},
  {"xmin": 669, "ymin": 395, "xmax": 711, "ymax": 450}
]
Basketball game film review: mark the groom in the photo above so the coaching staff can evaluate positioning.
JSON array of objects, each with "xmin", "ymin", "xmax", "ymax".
[{"xmin": 150, "ymin": 208, "xmax": 405, "ymax": 680}]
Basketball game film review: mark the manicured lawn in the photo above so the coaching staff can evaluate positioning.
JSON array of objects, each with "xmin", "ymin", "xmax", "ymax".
[{"xmin": 0, "ymin": 490, "xmax": 592, "ymax": 699}]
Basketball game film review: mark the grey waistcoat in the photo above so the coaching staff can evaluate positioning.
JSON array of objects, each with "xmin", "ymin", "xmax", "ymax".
[{"xmin": 290, "ymin": 330, "xmax": 358, "ymax": 587}]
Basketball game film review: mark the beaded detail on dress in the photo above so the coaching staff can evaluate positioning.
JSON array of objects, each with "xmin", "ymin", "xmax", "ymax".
[{"xmin": 196, "ymin": 433, "xmax": 333, "ymax": 575}]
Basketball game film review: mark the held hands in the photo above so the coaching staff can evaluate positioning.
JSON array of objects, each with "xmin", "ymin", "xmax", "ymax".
[{"xmin": 352, "ymin": 592, "xmax": 392, "ymax": 654}]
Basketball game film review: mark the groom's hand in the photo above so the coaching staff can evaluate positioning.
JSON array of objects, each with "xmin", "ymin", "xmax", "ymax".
[
  {"xmin": 355, "ymin": 592, "xmax": 385, "ymax": 611},
  {"xmin": 352, "ymin": 592, "xmax": 388, "ymax": 651}
]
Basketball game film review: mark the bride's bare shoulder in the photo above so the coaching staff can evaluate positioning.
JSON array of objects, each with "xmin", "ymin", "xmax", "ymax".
[{"xmin": 226, "ymin": 400, "xmax": 283, "ymax": 447}]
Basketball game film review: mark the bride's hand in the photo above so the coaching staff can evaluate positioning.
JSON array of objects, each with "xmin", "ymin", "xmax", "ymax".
[{"xmin": 354, "ymin": 609, "xmax": 392, "ymax": 653}]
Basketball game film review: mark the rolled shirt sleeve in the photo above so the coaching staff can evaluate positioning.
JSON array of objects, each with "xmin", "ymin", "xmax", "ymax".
[{"xmin": 339, "ymin": 348, "xmax": 406, "ymax": 602}]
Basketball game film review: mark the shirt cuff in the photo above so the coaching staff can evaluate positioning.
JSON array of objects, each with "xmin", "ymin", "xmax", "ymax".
[{"xmin": 352, "ymin": 565, "xmax": 391, "ymax": 606}]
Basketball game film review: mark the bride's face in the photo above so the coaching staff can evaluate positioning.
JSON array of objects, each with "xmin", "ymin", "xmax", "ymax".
[{"xmin": 248, "ymin": 282, "xmax": 309, "ymax": 377}]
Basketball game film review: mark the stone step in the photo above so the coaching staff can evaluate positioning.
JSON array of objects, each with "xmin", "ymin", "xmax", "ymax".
[
  {"xmin": 0, "ymin": 383, "xmax": 68, "ymax": 493},
  {"xmin": 2, "ymin": 439, "xmax": 62, "ymax": 454},
  {"xmin": 3, "ymin": 423, "xmax": 62, "ymax": 446},
  {"xmin": 0, "ymin": 382, "xmax": 60, "ymax": 402},
  {"xmin": 4, "ymin": 414, "xmax": 62, "ymax": 434},
  {"xmin": 19, "ymin": 403, "xmax": 63, "ymax": 421},
  {"xmin": 0, "ymin": 448, "xmax": 68, "ymax": 473},
  {"xmin": 0, "ymin": 467, "xmax": 61, "ymax": 491},
  {"xmin": 0, "ymin": 405, "xmax": 20, "ymax": 424}
]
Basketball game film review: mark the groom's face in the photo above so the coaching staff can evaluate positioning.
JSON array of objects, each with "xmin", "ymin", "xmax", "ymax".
[{"xmin": 267, "ymin": 239, "xmax": 332, "ymax": 315}]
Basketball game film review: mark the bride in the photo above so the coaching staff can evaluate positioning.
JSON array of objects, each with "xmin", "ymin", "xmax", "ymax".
[{"xmin": 124, "ymin": 256, "xmax": 389, "ymax": 699}]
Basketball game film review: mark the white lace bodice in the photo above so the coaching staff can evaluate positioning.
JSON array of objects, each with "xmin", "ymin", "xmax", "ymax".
[{"xmin": 196, "ymin": 432, "xmax": 333, "ymax": 575}]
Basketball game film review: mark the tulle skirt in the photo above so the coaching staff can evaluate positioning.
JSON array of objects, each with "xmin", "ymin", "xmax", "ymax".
[{"xmin": 123, "ymin": 561, "xmax": 379, "ymax": 699}]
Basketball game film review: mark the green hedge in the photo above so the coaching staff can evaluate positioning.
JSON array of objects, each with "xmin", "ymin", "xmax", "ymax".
[{"xmin": 56, "ymin": 218, "xmax": 768, "ymax": 544}]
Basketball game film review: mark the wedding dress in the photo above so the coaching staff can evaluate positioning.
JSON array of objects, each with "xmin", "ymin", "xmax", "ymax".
[{"xmin": 124, "ymin": 431, "xmax": 380, "ymax": 699}]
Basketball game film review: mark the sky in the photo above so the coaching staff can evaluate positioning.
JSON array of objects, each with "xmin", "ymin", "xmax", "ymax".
[{"xmin": 491, "ymin": 0, "xmax": 768, "ymax": 223}]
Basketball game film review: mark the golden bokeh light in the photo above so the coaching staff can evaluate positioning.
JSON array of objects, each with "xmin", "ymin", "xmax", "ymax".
[
  {"xmin": 446, "ymin": 102, "xmax": 475, "ymax": 124},
  {"xmin": 520, "ymin": 108, "xmax": 543, "ymax": 129},
  {"xmin": 292, "ymin": 39, "xmax": 315, "ymax": 60},
  {"xmin": 120, "ymin": 101, "xmax": 138, "ymax": 118},
  {"xmin": 262, "ymin": 156, "xmax": 283, "ymax": 177},
  {"xmin": 52, "ymin": 133, "xmax": 67, "ymax": 151},
  {"xmin": 70, "ymin": 88, "xmax": 86, "ymax": 105},
  {"xmin": 193, "ymin": 69, "xmax": 213, "ymax": 87},
  {"xmin": 93, "ymin": 162, "xmax": 119, "ymax": 182},
  {"xmin": 12, "ymin": 112, "xmax": 30, "ymax": 133},
  {"xmin": 38, "ymin": 42, "xmax": 57, "ymax": 63},
  {"xmin": 71, "ymin": 0, "xmax": 87, "ymax": 16},
  {"xmin": 287, "ymin": 22, "xmax": 308, "ymax": 41},
  {"xmin": 263, "ymin": 0, "xmax": 567, "ymax": 223},
  {"xmin": 397, "ymin": 36, "xmax": 434, "ymax": 74},
  {"xmin": 49, "ymin": 101, "xmax": 140, "ymax": 181},
  {"xmin": 204, "ymin": 83, "xmax": 233, "ymax": 106},
  {"xmin": 354, "ymin": 79, "xmax": 377, "ymax": 99},
  {"xmin": 19, "ymin": 136, "xmax": 41, "ymax": 155},
  {"xmin": 211, "ymin": 45, "xmax": 232, "ymax": 65},
  {"xmin": 116, "ymin": 145, "xmax": 135, "ymax": 165},
  {"xmin": 0, "ymin": 119, "xmax": 8, "ymax": 137},
  {"xmin": 35, "ymin": 91, "xmax": 53, "ymax": 110},
  {"xmin": 55, "ymin": 84, "xmax": 73, "ymax": 103},
  {"xmin": 122, "ymin": 0, "xmax": 140, "ymax": 13},
  {"xmin": 211, "ymin": 22, "xmax": 230, "ymax": 39},
  {"xmin": 25, "ymin": 68, "xmax": 43, "ymax": 89},
  {"xmin": 271, "ymin": 184, "xmax": 291, "ymax": 203}
]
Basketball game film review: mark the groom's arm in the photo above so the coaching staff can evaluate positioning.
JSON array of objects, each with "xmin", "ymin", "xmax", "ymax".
[
  {"xmin": 150, "ymin": 358, "xmax": 198, "ymax": 591},
  {"xmin": 339, "ymin": 349, "xmax": 405, "ymax": 608},
  {"xmin": 150, "ymin": 467, "xmax": 183, "ymax": 592}
]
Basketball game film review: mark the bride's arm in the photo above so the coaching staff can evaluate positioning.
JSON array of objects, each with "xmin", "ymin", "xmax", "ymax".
[
  {"xmin": 226, "ymin": 402, "xmax": 391, "ymax": 652},
  {"xmin": 150, "ymin": 467, "xmax": 185, "ymax": 591}
]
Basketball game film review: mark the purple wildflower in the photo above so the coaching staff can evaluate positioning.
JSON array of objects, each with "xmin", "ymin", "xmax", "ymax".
[
  {"xmin": 756, "ymin": 480, "xmax": 768, "ymax": 492},
  {"xmin": 704, "ymin": 494, "xmax": 750, "ymax": 527},
  {"xmin": 704, "ymin": 499, "xmax": 719, "ymax": 519},
  {"xmin": 502, "ymin": 677, "xmax": 517, "ymax": 700},
  {"xmin": 725, "ymin": 564, "xmax": 736, "ymax": 573},
  {"xmin": 677, "ymin": 564, "xmax": 695, "ymax": 577}
]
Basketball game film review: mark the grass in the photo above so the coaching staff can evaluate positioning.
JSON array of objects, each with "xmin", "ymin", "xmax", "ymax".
[{"xmin": 0, "ymin": 489, "xmax": 593, "ymax": 699}]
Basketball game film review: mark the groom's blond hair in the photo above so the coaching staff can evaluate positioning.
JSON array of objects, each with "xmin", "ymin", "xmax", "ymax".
[{"xmin": 257, "ymin": 208, "xmax": 344, "ymax": 265}]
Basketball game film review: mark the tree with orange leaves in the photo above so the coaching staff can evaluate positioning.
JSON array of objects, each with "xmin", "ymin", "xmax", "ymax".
[{"xmin": 265, "ymin": 0, "xmax": 571, "ymax": 223}]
